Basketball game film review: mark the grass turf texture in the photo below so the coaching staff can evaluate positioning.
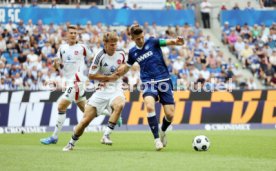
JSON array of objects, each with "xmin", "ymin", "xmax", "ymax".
[{"xmin": 0, "ymin": 130, "xmax": 275, "ymax": 171}]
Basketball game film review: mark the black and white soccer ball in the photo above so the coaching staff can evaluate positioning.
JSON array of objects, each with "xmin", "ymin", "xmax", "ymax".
[{"xmin": 192, "ymin": 135, "xmax": 210, "ymax": 151}]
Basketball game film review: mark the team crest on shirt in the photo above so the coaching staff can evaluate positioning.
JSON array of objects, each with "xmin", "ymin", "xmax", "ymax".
[
  {"xmin": 74, "ymin": 51, "xmax": 79, "ymax": 55},
  {"xmin": 110, "ymin": 66, "xmax": 116, "ymax": 72},
  {"xmin": 145, "ymin": 45, "xmax": 149, "ymax": 50},
  {"xmin": 117, "ymin": 59, "xmax": 122, "ymax": 64}
]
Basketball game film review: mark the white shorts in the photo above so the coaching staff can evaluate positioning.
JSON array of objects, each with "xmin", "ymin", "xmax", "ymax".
[
  {"xmin": 87, "ymin": 90, "xmax": 125, "ymax": 116},
  {"xmin": 61, "ymin": 82, "xmax": 86, "ymax": 103}
]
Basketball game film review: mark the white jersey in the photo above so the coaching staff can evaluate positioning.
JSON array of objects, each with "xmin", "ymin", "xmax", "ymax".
[
  {"xmin": 89, "ymin": 49, "xmax": 126, "ymax": 91},
  {"xmin": 56, "ymin": 43, "xmax": 92, "ymax": 83}
]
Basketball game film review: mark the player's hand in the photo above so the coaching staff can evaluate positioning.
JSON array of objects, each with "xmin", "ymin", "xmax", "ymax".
[
  {"xmin": 176, "ymin": 36, "xmax": 184, "ymax": 45},
  {"xmin": 117, "ymin": 65, "xmax": 125, "ymax": 76}
]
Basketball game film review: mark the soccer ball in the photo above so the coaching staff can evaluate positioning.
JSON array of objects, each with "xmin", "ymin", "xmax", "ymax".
[{"xmin": 192, "ymin": 135, "xmax": 210, "ymax": 151}]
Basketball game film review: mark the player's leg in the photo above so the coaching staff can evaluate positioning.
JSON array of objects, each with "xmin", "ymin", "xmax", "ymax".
[
  {"xmin": 101, "ymin": 108, "xmax": 123, "ymax": 127},
  {"xmin": 160, "ymin": 104, "xmax": 174, "ymax": 147},
  {"xmin": 144, "ymin": 95, "xmax": 163, "ymax": 151},
  {"xmin": 63, "ymin": 104, "xmax": 97, "ymax": 151},
  {"xmin": 101, "ymin": 96, "xmax": 125, "ymax": 145},
  {"xmin": 76, "ymin": 99, "xmax": 86, "ymax": 113},
  {"xmin": 40, "ymin": 98, "xmax": 71, "ymax": 145},
  {"xmin": 158, "ymin": 80, "xmax": 175, "ymax": 147}
]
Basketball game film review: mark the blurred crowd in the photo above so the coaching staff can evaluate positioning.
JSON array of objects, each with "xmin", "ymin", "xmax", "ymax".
[
  {"xmin": 221, "ymin": 21, "xmax": 276, "ymax": 88},
  {"xmin": 0, "ymin": 18, "xmax": 251, "ymax": 91}
]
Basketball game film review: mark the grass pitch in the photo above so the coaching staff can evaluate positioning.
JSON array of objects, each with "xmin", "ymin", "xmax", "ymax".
[{"xmin": 0, "ymin": 130, "xmax": 275, "ymax": 171}]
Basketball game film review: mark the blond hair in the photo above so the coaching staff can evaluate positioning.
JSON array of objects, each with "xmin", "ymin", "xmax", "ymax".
[{"xmin": 103, "ymin": 31, "xmax": 118, "ymax": 43}]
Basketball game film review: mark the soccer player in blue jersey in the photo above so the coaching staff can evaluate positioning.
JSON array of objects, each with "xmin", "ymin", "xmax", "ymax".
[{"xmin": 118, "ymin": 24, "xmax": 184, "ymax": 150}]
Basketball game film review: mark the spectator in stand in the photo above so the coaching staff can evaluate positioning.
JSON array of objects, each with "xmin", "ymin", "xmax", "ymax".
[
  {"xmin": 245, "ymin": 1, "xmax": 254, "ymax": 10},
  {"xmin": 234, "ymin": 37, "xmax": 245, "ymax": 57},
  {"xmin": 235, "ymin": 24, "xmax": 242, "ymax": 35},
  {"xmin": 165, "ymin": 0, "xmax": 176, "ymax": 10},
  {"xmin": 240, "ymin": 44, "xmax": 254, "ymax": 68},
  {"xmin": 5, "ymin": 20, "xmax": 17, "ymax": 33},
  {"xmin": 17, "ymin": 20, "xmax": 26, "ymax": 35},
  {"xmin": 175, "ymin": 0, "xmax": 183, "ymax": 10},
  {"xmin": 220, "ymin": 3, "xmax": 227, "ymax": 10},
  {"xmin": 0, "ymin": 35, "xmax": 7, "ymax": 52},
  {"xmin": 200, "ymin": 0, "xmax": 212, "ymax": 29},
  {"xmin": 90, "ymin": 2, "xmax": 98, "ymax": 9},
  {"xmin": 186, "ymin": 0, "xmax": 196, "ymax": 10},
  {"xmin": 221, "ymin": 21, "xmax": 231, "ymax": 43},
  {"xmin": 263, "ymin": 63, "xmax": 275, "ymax": 85},
  {"xmin": 269, "ymin": 49, "xmax": 276, "ymax": 71},
  {"xmin": 251, "ymin": 24, "xmax": 261, "ymax": 42},
  {"xmin": 227, "ymin": 29, "xmax": 238, "ymax": 51},
  {"xmin": 247, "ymin": 77, "xmax": 257, "ymax": 89},
  {"xmin": 270, "ymin": 72, "xmax": 276, "ymax": 87},
  {"xmin": 232, "ymin": 3, "xmax": 240, "ymax": 10},
  {"xmin": 51, "ymin": 0, "xmax": 58, "ymax": 8},
  {"xmin": 121, "ymin": 3, "xmax": 131, "ymax": 9}
]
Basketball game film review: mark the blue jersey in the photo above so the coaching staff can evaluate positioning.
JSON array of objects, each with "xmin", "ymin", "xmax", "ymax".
[{"xmin": 127, "ymin": 37, "xmax": 170, "ymax": 83}]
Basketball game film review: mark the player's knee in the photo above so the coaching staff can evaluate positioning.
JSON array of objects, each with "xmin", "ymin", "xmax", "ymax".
[
  {"xmin": 113, "ymin": 101, "xmax": 125, "ymax": 111},
  {"xmin": 145, "ymin": 103, "xmax": 155, "ymax": 113},
  {"xmin": 58, "ymin": 106, "xmax": 66, "ymax": 113},
  {"xmin": 58, "ymin": 103, "xmax": 67, "ymax": 112},
  {"xmin": 165, "ymin": 109, "xmax": 174, "ymax": 121},
  {"xmin": 166, "ymin": 113, "xmax": 174, "ymax": 121}
]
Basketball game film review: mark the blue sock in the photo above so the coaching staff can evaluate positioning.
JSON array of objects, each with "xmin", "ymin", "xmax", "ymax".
[
  {"xmin": 161, "ymin": 116, "xmax": 171, "ymax": 132},
  {"xmin": 147, "ymin": 115, "xmax": 159, "ymax": 139}
]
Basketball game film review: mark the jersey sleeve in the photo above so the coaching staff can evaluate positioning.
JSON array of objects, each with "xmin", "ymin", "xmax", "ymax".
[
  {"xmin": 89, "ymin": 50, "xmax": 103, "ymax": 75},
  {"xmin": 126, "ymin": 51, "xmax": 135, "ymax": 66},
  {"xmin": 151, "ymin": 37, "xmax": 166, "ymax": 47},
  {"xmin": 55, "ymin": 47, "xmax": 62, "ymax": 63},
  {"xmin": 81, "ymin": 44, "xmax": 93, "ymax": 59}
]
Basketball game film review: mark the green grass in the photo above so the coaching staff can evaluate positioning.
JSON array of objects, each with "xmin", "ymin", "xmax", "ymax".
[{"xmin": 0, "ymin": 130, "xmax": 276, "ymax": 171}]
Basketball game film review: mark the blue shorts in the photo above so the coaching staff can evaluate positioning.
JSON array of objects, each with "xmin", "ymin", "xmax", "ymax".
[{"xmin": 142, "ymin": 79, "xmax": 175, "ymax": 105}]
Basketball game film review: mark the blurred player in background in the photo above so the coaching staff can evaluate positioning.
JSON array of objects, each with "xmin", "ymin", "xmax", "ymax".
[
  {"xmin": 40, "ymin": 25, "xmax": 93, "ymax": 144},
  {"xmin": 117, "ymin": 24, "xmax": 184, "ymax": 151},
  {"xmin": 63, "ymin": 31, "xmax": 126, "ymax": 151}
]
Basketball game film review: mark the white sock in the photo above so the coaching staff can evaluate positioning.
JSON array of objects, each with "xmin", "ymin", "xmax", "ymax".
[
  {"xmin": 52, "ymin": 112, "xmax": 66, "ymax": 139},
  {"xmin": 104, "ymin": 127, "xmax": 112, "ymax": 136},
  {"xmin": 69, "ymin": 135, "xmax": 79, "ymax": 145}
]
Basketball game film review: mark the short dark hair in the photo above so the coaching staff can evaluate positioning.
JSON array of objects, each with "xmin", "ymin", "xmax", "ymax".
[
  {"xmin": 130, "ymin": 24, "xmax": 143, "ymax": 36},
  {"xmin": 67, "ymin": 25, "xmax": 77, "ymax": 30}
]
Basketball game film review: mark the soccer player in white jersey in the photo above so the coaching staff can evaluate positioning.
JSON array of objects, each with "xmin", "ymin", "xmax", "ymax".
[
  {"xmin": 40, "ymin": 25, "xmax": 93, "ymax": 145},
  {"xmin": 63, "ymin": 31, "xmax": 126, "ymax": 151}
]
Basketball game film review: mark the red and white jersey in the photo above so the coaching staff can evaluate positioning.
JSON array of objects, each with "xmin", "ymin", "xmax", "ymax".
[
  {"xmin": 89, "ymin": 49, "xmax": 126, "ymax": 90},
  {"xmin": 56, "ymin": 43, "xmax": 92, "ymax": 83}
]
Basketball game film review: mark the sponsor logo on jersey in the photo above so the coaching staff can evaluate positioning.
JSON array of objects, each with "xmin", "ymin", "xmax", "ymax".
[
  {"xmin": 74, "ymin": 51, "xmax": 79, "ymax": 55},
  {"xmin": 110, "ymin": 66, "xmax": 116, "ymax": 72},
  {"xmin": 136, "ymin": 51, "xmax": 153, "ymax": 62},
  {"xmin": 103, "ymin": 63, "xmax": 108, "ymax": 67}
]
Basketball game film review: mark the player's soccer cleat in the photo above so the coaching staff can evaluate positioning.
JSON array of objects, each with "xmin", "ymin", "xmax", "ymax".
[
  {"xmin": 101, "ymin": 135, "xmax": 112, "ymax": 145},
  {"xmin": 154, "ymin": 138, "xmax": 164, "ymax": 151},
  {"xmin": 40, "ymin": 136, "xmax": 58, "ymax": 145},
  {"xmin": 62, "ymin": 143, "xmax": 74, "ymax": 151},
  {"xmin": 160, "ymin": 131, "xmax": 167, "ymax": 147}
]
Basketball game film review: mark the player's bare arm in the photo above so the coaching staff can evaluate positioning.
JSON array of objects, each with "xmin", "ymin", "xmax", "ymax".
[
  {"xmin": 89, "ymin": 72, "xmax": 120, "ymax": 82},
  {"xmin": 117, "ymin": 64, "xmax": 130, "ymax": 76},
  {"xmin": 52, "ymin": 57, "xmax": 62, "ymax": 70},
  {"xmin": 164, "ymin": 36, "xmax": 185, "ymax": 46}
]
